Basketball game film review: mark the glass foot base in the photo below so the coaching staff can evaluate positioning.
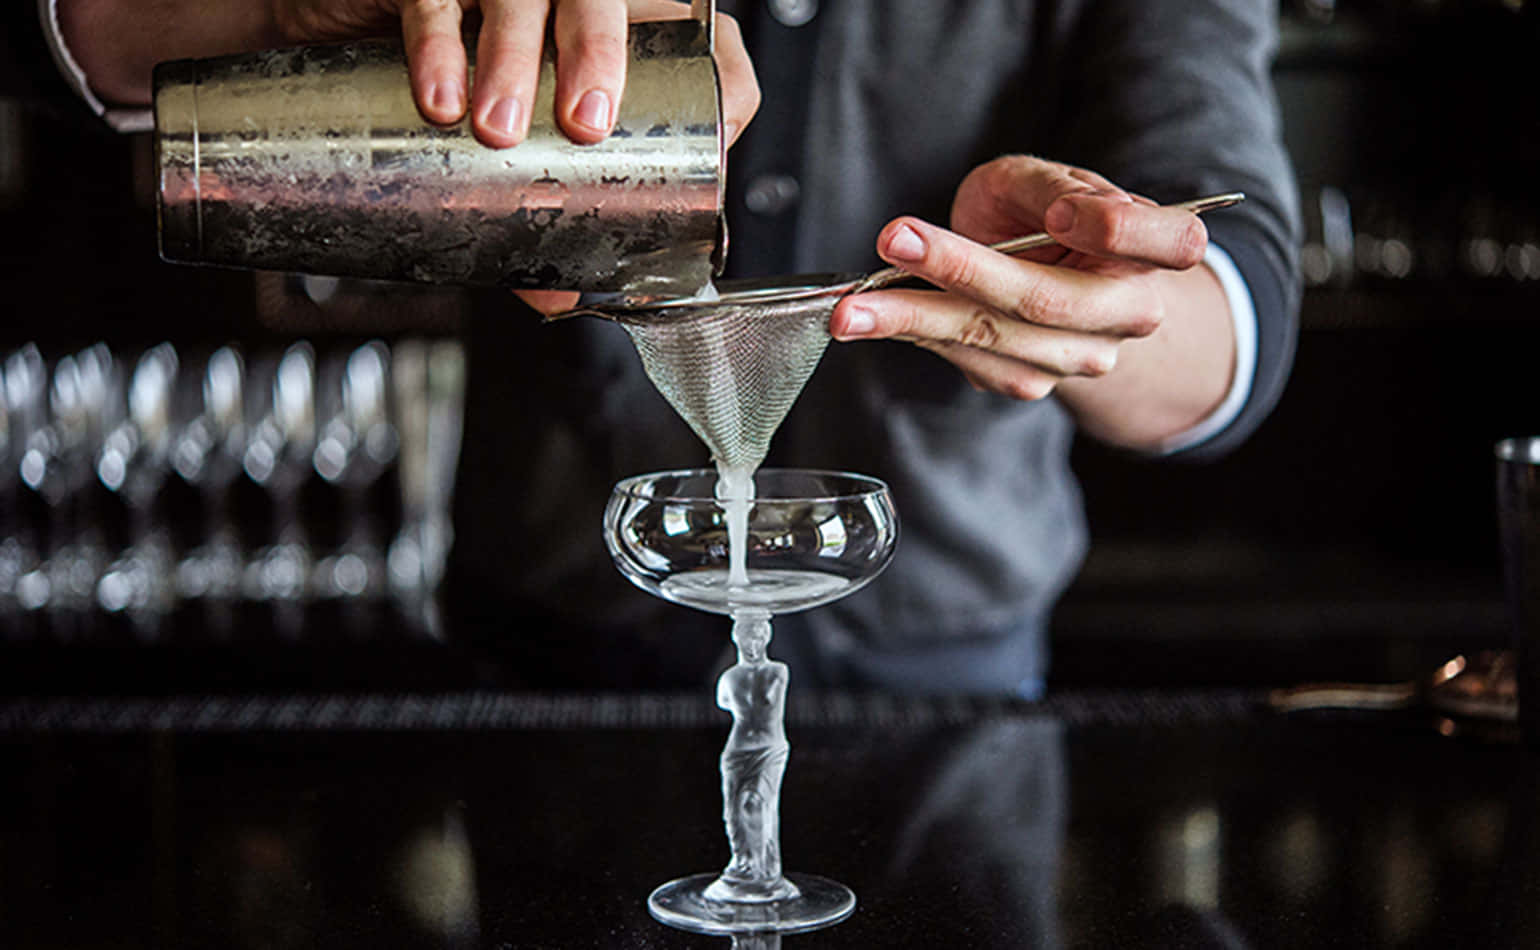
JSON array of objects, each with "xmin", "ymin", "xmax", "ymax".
[{"xmin": 647, "ymin": 872, "xmax": 856, "ymax": 935}]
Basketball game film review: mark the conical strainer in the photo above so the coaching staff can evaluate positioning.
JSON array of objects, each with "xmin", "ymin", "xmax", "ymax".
[{"xmin": 605, "ymin": 275, "xmax": 848, "ymax": 472}]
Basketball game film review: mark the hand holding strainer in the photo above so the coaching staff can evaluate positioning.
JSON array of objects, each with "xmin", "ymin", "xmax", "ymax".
[{"xmin": 561, "ymin": 193, "xmax": 1244, "ymax": 472}]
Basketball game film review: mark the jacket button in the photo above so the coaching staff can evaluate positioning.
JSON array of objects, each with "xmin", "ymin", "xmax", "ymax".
[
  {"xmin": 744, "ymin": 174, "xmax": 801, "ymax": 215},
  {"xmin": 768, "ymin": 0, "xmax": 818, "ymax": 27}
]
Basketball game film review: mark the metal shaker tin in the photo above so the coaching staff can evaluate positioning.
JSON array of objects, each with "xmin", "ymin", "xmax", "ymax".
[{"xmin": 153, "ymin": 19, "xmax": 723, "ymax": 302}]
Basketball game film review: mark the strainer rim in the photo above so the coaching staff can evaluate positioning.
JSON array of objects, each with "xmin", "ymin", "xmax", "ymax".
[{"xmin": 568, "ymin": 272, "xmax": 862, "ymax": 321}]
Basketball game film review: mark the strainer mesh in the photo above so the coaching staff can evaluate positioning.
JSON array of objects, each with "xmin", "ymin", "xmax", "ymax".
[{"xmin": 620, "ymin": 295, "xmax": 834, "ymax": 472}]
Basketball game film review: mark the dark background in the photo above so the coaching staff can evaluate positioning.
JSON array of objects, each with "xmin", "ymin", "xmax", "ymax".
[
  {"xmin": 1059, "ymin": 0, "xmax": 1540, "ymax": 686},
  {"xmin": 1, "ymin": 0, "xmax": 1538, "ymax": 692}
]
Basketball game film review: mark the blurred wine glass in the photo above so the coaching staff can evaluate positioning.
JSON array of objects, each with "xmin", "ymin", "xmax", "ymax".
[
  {"xmin": 0, "ymin": 345, "xmax": 46, "ymax": 621},
  {"xmin": 18, "ymin": 344, "xmax": 119, "ymax": 633},
  {"xmin": 242, "ymin": 342, "xmax": 317, "ymax": 632},
  {"xmin": 95, "ymin": 343, "xmax": 179, "ymax": 636},
  {"xmin": 0, "ymin": 336, "xmax": 459, "ymax": 640},
  {"xmin": 388, "ymin": 340, "xmax": 464, "ymax": 634},
  {"xmin": 171, "ymin": 346, "xmax": 249, "ymax": 628},
  {"xmin": 310, "ymin": 341, "xmax": 399, "ymax": 606}
]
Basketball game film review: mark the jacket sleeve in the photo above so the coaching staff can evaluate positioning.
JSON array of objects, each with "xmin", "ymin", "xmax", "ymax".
[
  {"xmin": 1, "ymin": 2, "xmax": 88, "ymax": 122},
  {"xmin": 1047, "ymin": 0, "xmax": 1303, "ymax": 461},
  {"xmin": 2, "ymin": 1, "xmax": 152, "ymax": 131}
]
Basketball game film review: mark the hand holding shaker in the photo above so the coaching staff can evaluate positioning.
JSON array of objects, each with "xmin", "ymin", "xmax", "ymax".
[{"xmin": 153, "ymin": 5, "xmax": 723, "ymax": 303}]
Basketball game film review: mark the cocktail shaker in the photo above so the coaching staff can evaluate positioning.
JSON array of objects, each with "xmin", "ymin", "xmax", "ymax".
[{"xmin": 153, "ymin": 13, "xmax": 723, "ymax": 302}]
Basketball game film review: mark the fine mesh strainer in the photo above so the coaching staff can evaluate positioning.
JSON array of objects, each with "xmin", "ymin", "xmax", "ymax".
[{"xmin": 601, "ymin": 275, "xmax": 849, "ymax": 472}]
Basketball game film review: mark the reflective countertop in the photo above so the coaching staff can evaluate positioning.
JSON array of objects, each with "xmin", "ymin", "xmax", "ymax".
[{"xmin": 0, "ymin": 689, "xmax": 1529, "ymax": 949}]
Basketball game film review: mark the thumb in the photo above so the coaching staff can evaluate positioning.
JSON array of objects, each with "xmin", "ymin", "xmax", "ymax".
[{"xmin": 949, "ymin": 155, "xmax": 1131, "ymax": 245}]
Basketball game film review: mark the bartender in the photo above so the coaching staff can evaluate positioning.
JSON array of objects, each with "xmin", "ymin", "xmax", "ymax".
[{"xmin": 29, "ymin": 0, "xmax": 1299, "ymax": 696}]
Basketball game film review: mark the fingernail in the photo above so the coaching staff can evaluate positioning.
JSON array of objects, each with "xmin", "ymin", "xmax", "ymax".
[
  {"xmin": 1045, "ymin": 199, "xmax": 1076, "ymax": 233},
  {"xmin": 886, "ymin": 224, "xmax": 926, "ymax": 262},
  {"xmin": 430, "ymin": 80, "xmax": 464, "ymax": 116},
  {"xmin": 574, "ymin": 89, "xmax": 613, "ymax": 133},
  {"xmin": 485, "ymin": 96, "xmax": 522, "ymax": 136},
  {"xmin": 839, "ymin": 303, "xmax": 877, "ymax": 338}
]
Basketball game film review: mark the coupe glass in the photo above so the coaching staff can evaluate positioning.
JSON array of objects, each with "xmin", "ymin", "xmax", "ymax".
[{"xmin": 605, "ymin": 468, "xmax": 898, "ymax": 935}]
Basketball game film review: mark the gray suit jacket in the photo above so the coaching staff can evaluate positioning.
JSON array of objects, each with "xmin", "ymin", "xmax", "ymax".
[{"xmin": 453, "ymin": 0, "xmax": 1301, "ymax": 693}]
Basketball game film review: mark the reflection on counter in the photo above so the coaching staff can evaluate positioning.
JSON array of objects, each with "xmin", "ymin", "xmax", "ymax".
[
  {"xmin": 0, "ymin": 337, "xmax": 464, "ymax": 641},
  {"xmin": 0, "ymin": 696, "xmax": 1532, "ymax": 948}
]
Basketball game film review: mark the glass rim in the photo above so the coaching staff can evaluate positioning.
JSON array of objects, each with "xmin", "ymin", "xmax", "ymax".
[{"xmin": 612, "ymin": 467, "xmax": 891, "ymax": 504}]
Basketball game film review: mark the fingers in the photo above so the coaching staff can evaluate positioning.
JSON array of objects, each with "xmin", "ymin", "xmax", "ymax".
[
  {"xmin": 415, "ymin": 0, "xmax": 757, "ymax": 149},
  {"xmin": 1043, "ymin": 193, "xmax": 1209, "ymax": 269},
  {"xmin": 831, "ymin": 293, "xmax": 1071, "ymax": 403},
  {"xmin": 469, "ymin": 0, "xmax": 551, "ymax": 146},
  {"xmin": 871, "ymin": 217, "xmax": 1164, "ymax": 337},
  {"xmin": 917, "ymin": 341, "xmax": 1065, "ymax": 403},
  {"xmin": 951, "ymin": 155, "xmax": 1129, "ymax": 243},
  {"xmin": 950, "ymin": 156, "xmax": 1204, "ymax": 268},
  {"xmin": 833, "ymin": 205, "xmax": 1182, "ymax": 403},
  {"xmin": 401, "ymin": 0, "xmax": 473, "ymax": 125},
  {"xmin": 552, "ymin": 0, "xmax": 630, "ymax": 143},
  {"xmin": 611, "ymin": 2, "xmax": 759, "ymax": 145},
  {"xmin": 833, "ymin": 289, "xmax": 1120, "ymax": 381},
  {"xmin": 710, "ymin": 11, "xmax": 759, "ymax": 144}
]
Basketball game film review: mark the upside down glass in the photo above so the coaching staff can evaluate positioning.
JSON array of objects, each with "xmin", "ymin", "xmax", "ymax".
[{"xmin": 605, "ymin": 468, "xmax": 899, "ymax": 934}]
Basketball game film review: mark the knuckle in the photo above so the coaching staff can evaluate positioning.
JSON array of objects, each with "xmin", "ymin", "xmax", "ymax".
[
  {"xmin": 981, "ymin": 157, "xmax": 1017, "ymax": 194},
  {"xmin": 1001, "ymin": 371, "xmax": 1054, "ymax": 402},
  {"xmin": 956, "ymin": 308, "xmax": 1003, "ymax": 350},
  {"xmin": 931, "ymin": 246, "xmax": 978, "ymax": 289},
  {"xmin": 479, "ymin": 35, "xmax": 536, "ymax": 70},
  {"xmin": 1013, "ymin": 275, "xmax": 1073, "ymax": 326},
  {"xmin": 884, "ymin": 301, "xmax": 918, "ymax": 339},
  {"xmin": 1129, "ymin": 292, "xmax": 1164, "ymax": 337},
  {"xmin": 1079, "ymin": 346, "xmax": 1118, "ymax": 378},
  {"xmin": 1177, "ymin": 219, "xmax": 1209, "ymax": 267},
  {"xmin": 569, "ymin": 32, "xmax": 628, "ymax": 72},
  {"xmin": 1102, "ymin": 281, "xmax": 1163, "ymax": 338},
  {"xmin": 1092, "ymin": 202, "xmax": 1128, "ymax": 249},
  {"xmin": 411, "ymin": 0, "xmax": 461, "ymax": 20}
]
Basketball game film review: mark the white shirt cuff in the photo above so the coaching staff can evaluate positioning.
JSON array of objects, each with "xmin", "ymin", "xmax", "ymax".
[
  {"xmin": 37, "ymin": 0, "xmax": 154, "ymax": 133},
  {"xmin": 1152, "ymin": 242, "xmax": 1258, "ymax": 455}
]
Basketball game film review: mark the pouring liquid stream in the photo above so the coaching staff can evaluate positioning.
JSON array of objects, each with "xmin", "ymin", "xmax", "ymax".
[{"xmin": 716, "ymin": 460, "xmax": 753, "ymax": 589}]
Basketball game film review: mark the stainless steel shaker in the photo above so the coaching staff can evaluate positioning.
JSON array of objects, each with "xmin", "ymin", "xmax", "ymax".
[{"xmin": 153, "ymin": 11, "xmax": 723, "ymax": 302}]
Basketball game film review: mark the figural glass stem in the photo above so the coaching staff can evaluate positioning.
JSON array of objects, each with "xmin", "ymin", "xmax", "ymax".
[{"xmin": 703, "ymin": 610, "xmax": 801, "ymax": 903}]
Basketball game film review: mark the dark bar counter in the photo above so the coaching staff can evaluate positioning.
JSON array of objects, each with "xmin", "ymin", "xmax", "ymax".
[{"xmin": 0, "ymin": 684, "xmax": 1529, "ymax": 949}]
